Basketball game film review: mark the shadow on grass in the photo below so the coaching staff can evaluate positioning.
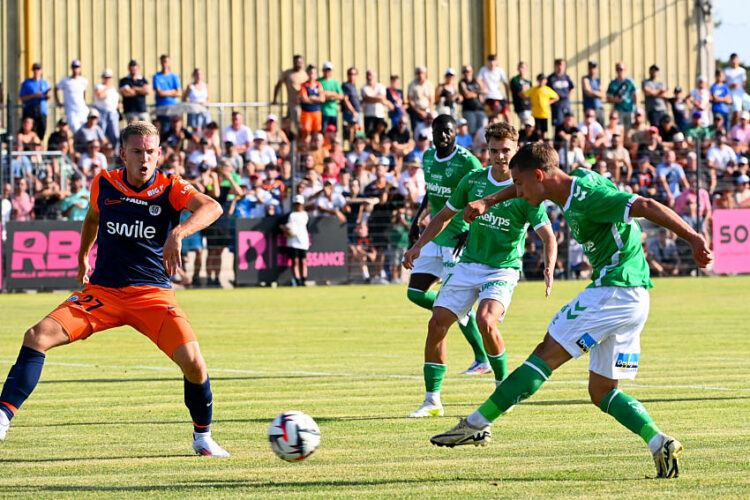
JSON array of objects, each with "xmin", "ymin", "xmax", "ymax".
[
  {"xmin": 444, "ymin": 395, "xmax": 750, "ymax": 408},
  {"xmin": 0, "ymin": 454, "xmax": 190, "ymax": 463},
  {"xmin": 4, "ymin": 475, "xmax": 643, "ymax": 492},
  {"xmin": 39, "ymin": 375, "xmax": 316, "ymax": 385}
]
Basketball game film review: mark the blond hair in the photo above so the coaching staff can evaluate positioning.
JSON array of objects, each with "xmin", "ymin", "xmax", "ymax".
[{"xmin": 120, "ymin": 121, "xmax": 159, "ymax": 147}]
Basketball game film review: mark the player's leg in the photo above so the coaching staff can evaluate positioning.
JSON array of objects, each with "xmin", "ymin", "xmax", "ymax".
[
  {"xmin": 408, "ymin": 306, "xmax": 456, "ymax": 418},
  {"xmin": 475, "ymin": 299, "xmax": 508, "ymax": 384},
  {"xmin": 299, "ymin": 250, "xmax": 308, "ymax": 286},
  {"xmin": 0, "ymin": 317, "xmax": 69, "ymax": 440}
]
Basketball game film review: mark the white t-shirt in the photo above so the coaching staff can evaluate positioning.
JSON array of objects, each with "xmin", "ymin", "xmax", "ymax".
[
  {"xmin": 222, "ymin": 125, "xmax": 252, "ymax": 148},
  {"xmin": 246, "ymin": 145, "xmax": 277, "ymax": 166},
  {"xmin": 361, "ymin": 83, "xmax": 387, "ymax": 118},
  {"xmin": 188, "ymin": 149, "xmax": 218, "ymax": 167},
  {"xmin": 477, "ymin": 66, "xmax": 508, "ymax": 100},
  {"xmin": 315, "ymin": 192, "xmax": 347, "ymax": 216},
  {"xmin": 706, "ymin": 144, "xmax": 736, "ymax": 172},
  {"xmin": 578, "ymin": 120, "xmax": 604, "ymax": 139},
  {"xmin": 286, "ymin": 211, "xmax": 310, "ymax": 250},
  {"xmin": 397, "ymin": 168, "xmax": 425, "ymax": 197},
  {"xmin": 689, "ymin": 88, "xmax": 711, "ymax": 126},
  {"xmin": 78, "ymin": 152, "xmax": 108, "ymax": 171},
  {"xmin": 93, "ymin": 84, "xmax": 120, "ymax": 111},
  {"xmin": 57, "ymin": 76, "xmax": 89, "ymax": 115},
  {"xmin": 724, "ymin": 66, "xmax": 747, "ymax": 95}
]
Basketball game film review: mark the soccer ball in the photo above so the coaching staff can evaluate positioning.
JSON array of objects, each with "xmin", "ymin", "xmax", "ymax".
[{"xmin": 268, "ymin": 411, "xmax": 321, "ymax": 462}]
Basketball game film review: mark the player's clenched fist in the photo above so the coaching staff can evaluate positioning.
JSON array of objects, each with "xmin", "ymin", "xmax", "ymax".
[
  {"xmin": 402, "ymin": 246, "xmax": 422, "ymax": 270},
  {"xmin": 463, "ymin": 199, "xmax": 489, "ymax": 223},
  {"xmin": 76, "ymin": 259, "xmax": 92, "ymax": 285}
]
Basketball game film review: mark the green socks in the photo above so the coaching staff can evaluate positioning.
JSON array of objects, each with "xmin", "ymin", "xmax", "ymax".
[
  {"xmin": 458, "ymin": 310, "xmax": 489, "ymax": 363},
  {"xmin": 477, "ymin": 354, "xmax": 551, "ymax": 422},
  {"xmin": 423, "ymin": 363, "xmax": 447, "ymax": 393},
  {"xmin": 600, "ymin": 389, "xmax": 661, "ymax": 444},
  {"xmin": 488, "ymin": 351, "xmax": 508, "ymax": 382},
  {"xmin": 407, "ymin": 288, "xmax": 437, "ymax": 310}
]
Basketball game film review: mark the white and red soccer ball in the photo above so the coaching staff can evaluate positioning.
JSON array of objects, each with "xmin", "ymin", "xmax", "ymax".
[{"xmin": 268, "ymin": 411, "xmax": 320, "ymax": 462}]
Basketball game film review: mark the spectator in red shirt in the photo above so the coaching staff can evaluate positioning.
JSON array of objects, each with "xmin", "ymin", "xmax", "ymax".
[{"xmin": 11, "ymin": 177, "xmax": 35, "ymax": 221}]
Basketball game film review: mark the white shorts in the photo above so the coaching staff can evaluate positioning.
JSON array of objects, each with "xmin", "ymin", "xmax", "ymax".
[
  {"xmin": 434, "ymin": 263, "xmax": 519, "ymax": 320},
  {"xmin": 548, "ymin": 286, "xmax": 649, "ymax": 380},
  {"xmin": 411, "ymin": 241, "xmax": 459, "ymax": 279}
]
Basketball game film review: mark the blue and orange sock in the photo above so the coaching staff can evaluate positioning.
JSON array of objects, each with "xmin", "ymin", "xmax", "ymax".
[
  {"xmin": 184, "ymin": 376, "xmax": 212, "ymax": 434},
  {"xmin": 0, "ymin": 346, "xmax": 46, "ymax": 421}
]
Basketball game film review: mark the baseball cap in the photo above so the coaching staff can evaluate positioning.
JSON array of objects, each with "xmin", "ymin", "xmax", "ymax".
[
  {"xmin": 377, "ymin": 157, "xmax": 390, "ymax": 166},
  {"xmin": 322, "ymin": 61, "xmax": 334, "ymax": 71},
  {"xmin": 56, "ymin": 117, "xmax": 67, "ymax": 125},
  {"xmin": 741, "ymin": 111, "xmax": 750, "ymax": 120},
  {"xmin": 697, "ymin": 75, "xmax": 707, "ymax": 82},
  {"xmin": 417, "ymin": 131, "xmax": 430, "ymax": 141},
  {"xmin": 405, "ymin": 154, "xmax": 422, "ymax": 166},
  {"xmin": 325, "ymin": 123, "xmax": 337, "ymax": 132},
  {"xmin": 445, "ymin": 68, "xmax": 456, "ymax": 76},
  {"xmin": 324, "ymin": 179, "xmax": 335, "ymax": 186},
  {"xmin": 199, "ymin": 137, "xmax": 209, "ymax": 145},
  {"xmin": 101, "ymin": 68, "xmax": 113, "ymax": 78},
  {"xmin": 692, "ymin": 111, "xmax": 702, "ymax": 118},
  {"xmin": 71, "ymin": 59, "xmax": 82, "ymax": 68},
  {"xmin": 456, "ymin": 118, "xmax": 468, "ymax": 126},
  {"xmin": 649, "ymin": 64, "xmax": 660, "ymax": 72},
  {"xmin": 266, "ymin": 113, "xmax": 278, "ymax": 122},
  {"xmin": 588, "ymin": 61, "xmax": 598, "ymax": 68},
  {"xmin": 672, "ymin": 132, "xmax": 685, "ymax": 142},
  {"xmin": 128, "ymin": 59, "xmax": 139, "ymax": 67},
  {"xmin": 31, "ymin": 62, "xmax": 42, "ymax": 70},
  {"xmin": 293, "ymin": 194, "xmax": 305, "ymax": 204},
  {"xmin": 87, "ymin": 108, "xmax": 100, "ymax": 118},
  {"xmin": 648, "ymin": 126, "xmax": 659, "ymax": 134},
  {"xmin": 736, "ymin": 174, "xmax": 750, "ymax": 184},
  {"xmin": 536, "ymin": 73, "xmax": 546, "ymax": 81},
  {"xmin": 523, "ymin": 115, "xmax": 535, "ymax": 127},
  {"xmin": 637, "ymin": 155, "xmax": 650, "ymax": 163},
  {"xmin": 674, "ymin": 86, "xmax": 682, "ymax": 93},
  {"xmin": 634, "ymin": 108, "xmax": 645, "ymax": 116},
  {"xmin": 740, "ymin": 156, "xmax": 749, "ymax": 165},
  {"xmin": 253, "ymin": 129, "xmax": 267, "ymax": 141}
]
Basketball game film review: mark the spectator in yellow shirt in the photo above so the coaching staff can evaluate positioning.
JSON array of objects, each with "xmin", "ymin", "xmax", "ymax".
[{"xmin": 524, "ymin": 73, "xmax": 559, "ymax": 138}]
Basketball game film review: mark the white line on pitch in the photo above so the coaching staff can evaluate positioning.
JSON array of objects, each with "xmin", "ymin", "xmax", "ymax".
[{"xmin": 1, "ymin": 359, "xmax": 749, "ymax": 392}]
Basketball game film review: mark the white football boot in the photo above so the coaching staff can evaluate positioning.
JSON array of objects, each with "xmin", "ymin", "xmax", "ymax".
[{"xmin": 192, "ymin": 431, "xmax": 230, "ymax": 457}]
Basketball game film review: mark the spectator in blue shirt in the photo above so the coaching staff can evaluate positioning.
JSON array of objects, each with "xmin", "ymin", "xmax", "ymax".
[
  {"xmin": 547, "ymin": 58, "xmax": 575, "ymax": 127},
  {"xmin": 656, "ymin": 150, "xmax": 690, "ymax": 208},
  {"xmin": 455, "ymin": 118, "xmax": 473, "ymax": 149},
  {"xmin": 19, "ymin": 62, "xmax": 51, "ymax": 140},
  {"xmin": 153, "ymin": 54, "xmax": 182, "ymax": 134},
  {"xmin": 710, "ymin": 69, "xmax": 732, "ymax": 129}
]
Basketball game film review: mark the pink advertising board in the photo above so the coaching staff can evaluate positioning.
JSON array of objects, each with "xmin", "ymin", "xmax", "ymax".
[{"xmin": 712, "ymin": 209, "xmax": 750, "ymax": 274}]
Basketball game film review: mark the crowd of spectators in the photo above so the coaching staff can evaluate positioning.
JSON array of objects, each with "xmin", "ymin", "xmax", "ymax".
[{"xmin": 3, "ymin": 51, "xmax": 750, "ymax": 284}]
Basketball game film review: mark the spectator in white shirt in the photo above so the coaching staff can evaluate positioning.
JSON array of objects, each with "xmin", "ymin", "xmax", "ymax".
[
  {"xmin": 724, "ymin": 53, "xmax": 748, "ymax": 125},
  {"xmin": 246, "ymin": 129, "xmax": 277, "ymax": 167},
  {"xmin": 706, "ymin": 132, "xmax": 737, "ymax": 177},
  {"xmin": 397, "ymin": 156, "xmax": 426, "ymax": 203},
  {"xmin": 78, "ymin": 140, "xmax": 107, "ymax": 175},
  {"xmin": 93, "ymin": 68, "xmax": 121, "ymax": 147},
  {"xmin": 477, "ymin": 54, "xmax": 510, "ymax": 122},
  {"xmin": 187, "ymin": 138, "xmax": 218, "ymax": 172},
  {"xmin": 55, "ymin": 59, "xmax": 89, "ymax": 132},
  {"xmin": 222, "ymin": 111, "xmax": 252, "ymax": 154}
]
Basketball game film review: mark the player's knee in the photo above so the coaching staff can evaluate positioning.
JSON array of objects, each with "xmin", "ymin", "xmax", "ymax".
[
  {"xmin": 182, "ymin": 358, "xmax": 207, "ymax": 384},
  {"xmin": 475, "ymin": 312, "xmax": 496, "ymax": 333},
  {"xmin": 427, "ymin": 310, "xmax": 453, "ymax": 337},
  {"xmin": 22, "ymin": 319, "xmax": 66, "ymax": 352},
  {"xmin": 588, "ymin": 382, "xmax": 616, "ymax": 407}
]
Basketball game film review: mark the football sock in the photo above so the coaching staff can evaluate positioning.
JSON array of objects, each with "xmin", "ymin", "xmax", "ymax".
[
  {"xmin": 184, "ymin": 376, "xmax": 213, "ymax": 434},
  {"xmin": 487, "ymin": 350, "xmax": 508, "ymax": 382},
  {"xmin": 475, "ymin": 354, "xmax": 552, "ymax": 423},
  {"xmin": 425, "ymin": 391, "xmax": 441, "ymax": 405},
  {"xmin": 407, "ymin": 288, "xmax": 437, "ymax": 310},
  {"xmin": 600, "ymin": 388, "xmax": 661, "ymax": 445},
  {"xmin": 0, "ymin": 346, "xmax": 46, "ymax": 421},
  {"xmin": 457, "ymin": 310, "xmax": 488, "ymax": 363},
  {"xmin": 423, "ymin": 363, "xmax": 447, "ymax": 394}
]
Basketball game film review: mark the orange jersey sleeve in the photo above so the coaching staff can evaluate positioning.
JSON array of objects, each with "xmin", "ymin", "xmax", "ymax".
[
  {"xmin": 168, "ymin": 176, "xmax": 199, "ymax": 211},
  {"xmin": 89, "ymin": 171, "xmax": 105, "ymax": 212}
]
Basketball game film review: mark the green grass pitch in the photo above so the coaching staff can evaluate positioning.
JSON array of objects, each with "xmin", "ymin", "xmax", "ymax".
[{"xmin": 1, "ymin": 277, "xmax": 749, "ymax": 498}]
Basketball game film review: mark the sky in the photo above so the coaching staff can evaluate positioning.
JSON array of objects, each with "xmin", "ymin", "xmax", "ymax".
[{"xmin": 713, "ymin": 0, "xmax": 750, "ymax": 62}]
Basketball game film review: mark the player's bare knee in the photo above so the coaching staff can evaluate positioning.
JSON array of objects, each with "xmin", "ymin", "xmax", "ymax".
[
  {"xmin": 475, "ymin": 312, "xmax": 495, "ymax": 334},
  {"xmin": 182, "ymin": 358, "xmax": 207, "ymax": 384},
  {"xmin": 22, "ymin": 319, "xmax": 66, "ymax": 352},
  {"xmin": 588, "ymin": 380, "xmax": 617, "ymax": 407},
  {"xmin": 429, "ymin": 308, "xmax": 455, "ymax": 333}
]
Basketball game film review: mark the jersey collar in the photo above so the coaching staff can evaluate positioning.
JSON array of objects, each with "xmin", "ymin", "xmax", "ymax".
[
  {"xmin": 487, "ymin": 168, "xmax": 513, "ymax": 187},
  {"xmin": 122, "ymin": 169, "xmax": 157, "ymax": 193},
  {"xmin": 563, "ymin": 177, "xmax": 577, "ymax": 211},
  {"xmin": 434, "ymin": 146, "xmax": 458, "ymax": 163}
]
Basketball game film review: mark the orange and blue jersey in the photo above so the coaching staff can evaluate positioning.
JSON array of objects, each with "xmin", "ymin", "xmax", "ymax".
[
  {"xmin": 300, "ymin": 81, "xmax": 323, "ymax": 112},
  {"xmin": 89, "ymin": 168, "xmax": 198, "ymax": 289}
]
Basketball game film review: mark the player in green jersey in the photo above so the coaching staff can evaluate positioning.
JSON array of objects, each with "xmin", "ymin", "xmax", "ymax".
[
  {"xmin": 406, "ymin": 115, "xmax": 490, "ymax": 379},
  {"xmin": 403, "ymin": 123, "xmax": 556, "ymax": 418},
  {"xmin": 431, "ymin": 142, "xmax": 712, "ymax": 479}
]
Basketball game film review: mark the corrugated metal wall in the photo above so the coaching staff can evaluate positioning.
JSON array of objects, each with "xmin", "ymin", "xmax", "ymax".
[{"xmin": 3, "ymin": 0, "xmax": 710, "ymax": 128}]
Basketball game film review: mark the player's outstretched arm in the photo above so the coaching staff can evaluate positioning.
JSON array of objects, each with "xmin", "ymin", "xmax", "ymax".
[
  {"xmin": 163, "ymin": 193, "xmax": 223, "ymax": 276},
  {"xmin": 535, "ymin": 223, "xmax": 558, "ymax": 297},
  {"xmin": 463, "ymin": 185, "xmax": 518, "ymax": 223},
  {"xmin": 77, "ymin": 206, "xmax": 100, "ymax": 284},
  {"xmin": 403, "ymin": 206, "xmax": 457, "ymax": 270},
  {"xmin": 629, "ymin": 197, "xmax": 712, "ymax": 268}
]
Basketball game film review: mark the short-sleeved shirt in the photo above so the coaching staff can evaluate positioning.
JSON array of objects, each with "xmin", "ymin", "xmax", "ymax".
[
  {"xmin": 547, "ymin": 73, "xmax": 574, "ymax": 102},
  {"xmin": 524, "ymin": 86, "xmax": 559, "ymax": 119},
  {"xmin": 152, "ymin": 71, "xmax": 181, "ymax": 108},
  {"xmin": 656, "ymin": 162, "xmax": 686, "ymax": 197},
  {"xmin": 710, "ymin": 83, "xmax": 731, "ymax": 115},
  {"xmin": 56, "ymin": 76, "xmax": 89, "ymax": 115},
  {"xmin": 361, "ymin": 83, "xmax": 387, "ymax": 118},
  {"xmin": 342, "ymin": 82, "xmax": 361, "ymax": 112},
  {"xmin": 300, "ymin": 81, "xmax": 324, "ymax": 113},
  {"xmin": 89, "ymin": 168, "xmax": 198, "ymax": 288},
  {"xmin": 607, "ymin": 78, "xmax": 638, "ymax": 113},
  {"xmin": 422, "ymin": 145, "xmax": 483, "ymax": 247},
  {"xmin": 407, "ymin": 79, "xmax": 435, "ymax": 111},
  {"xmin": 119, "ymin": 74, "xmax": 149, "ymax": 113},
  {"xmin": 477, "ymin": 66, "xmax": 508, "ymax": 100},
  {"xmin": 20, "ymin": 78, "xmax": 51, "ymax": 114},
  {"xmin": 509, "ymin": 75, "xmax": 532, "ymax": 112},
  {"xmin": 642, "ymin": 79, "xmax": 667, "ymax": 113},
  {"xmin": 318, "ymin": 77, "xmax": 343, "ymax": 117},
  {"xmin": 724, "ymin": 66, "xmax": 747, "ymax": 94},
  {"xmin": 446, "ymin": 168, "xmax": 549, "ymax": 269},
  {"xmin": 60, "ymin": 189, "xmax": 90, "ymax": 220},
  {"xmin": 559, "ymin": 169, "xmax": 652, "ymax": 288}
]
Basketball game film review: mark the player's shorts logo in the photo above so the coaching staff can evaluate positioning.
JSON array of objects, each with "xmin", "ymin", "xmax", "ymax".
[
  {"xmin": 575, "ymin": 333, "xmax": 597, "ymax": 353},
  {"xmin": 149, "ymin": 205, "xmax": 162, "ymax": 216},
  {"xmin": 615, "ymin": 353, "xmax": 640, "ymax": 370}
]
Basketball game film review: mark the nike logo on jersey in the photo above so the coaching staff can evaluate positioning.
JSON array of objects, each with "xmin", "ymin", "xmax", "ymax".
[{"xmin": 104, "ymin": 198, "xmax": 122, "ymax": 205}]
